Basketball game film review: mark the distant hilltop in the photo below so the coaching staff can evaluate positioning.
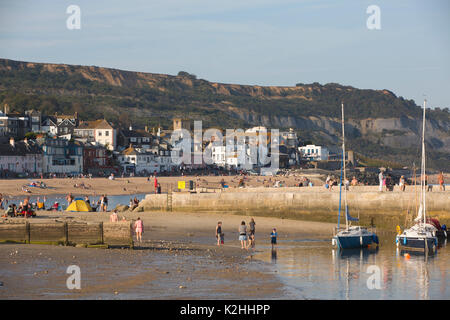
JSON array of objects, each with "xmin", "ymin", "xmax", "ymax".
[{"xmin": 0, "ymin": 58, "xmax": 449, "ymax": 170}]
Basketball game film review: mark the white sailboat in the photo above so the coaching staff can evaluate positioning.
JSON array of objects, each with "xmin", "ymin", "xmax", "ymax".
[
  {"xmin": 332, "ymin": 103, "xmax": 379, "ymax": 249},
  {"xmin": 396, "ymin": 100, "xmax": 438, "ymax": 253}
]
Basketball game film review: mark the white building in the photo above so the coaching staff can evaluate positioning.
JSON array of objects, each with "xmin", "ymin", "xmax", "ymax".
[
  {"xmin": 299, "ymin": 144, "xmax": 329, "ymax": 161},
  {"xmin": 40, "ymin": 138, "xmax": 83, "ymax": 174},
  {"xmin": 74, "ymin": 119, "xmax": 117, "ymax": 151},
  {"xmin": 0, "ymin": 138, "xmax": 43, "ymax": 174},
  {"xmin": 119, "ymin": 146, "xmax": 163, "ymax": 174}
]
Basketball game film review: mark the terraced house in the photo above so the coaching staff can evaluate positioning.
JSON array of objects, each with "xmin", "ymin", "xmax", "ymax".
[
  {"xmin": 38, "ymin": 137, "xmax": 83, "ymax": 174},
  {"xmin": 0, "ymin": 137, "xmax": 43, "ymax": 175},
  {"xmin": 74, "ymin": 119, "xmax": 117, "ymax": 151}
]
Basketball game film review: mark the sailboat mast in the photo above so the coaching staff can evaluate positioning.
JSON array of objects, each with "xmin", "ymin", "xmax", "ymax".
[
  {"xmin": 341, "ymin": 102, "xmax": 348, "ymax": 229},
  {"xmin": 421, "ymin": 100, "xmax": 427, "ymax": 224}
]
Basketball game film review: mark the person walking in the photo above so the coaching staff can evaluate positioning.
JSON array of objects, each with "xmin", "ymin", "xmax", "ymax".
[
  {"xmin": 238, "ymin": 221, "xmax": 248, "ymax": 249},
  {"xmin": 134, "ymin": 217, "xmax": 144, "ymax": 243}
]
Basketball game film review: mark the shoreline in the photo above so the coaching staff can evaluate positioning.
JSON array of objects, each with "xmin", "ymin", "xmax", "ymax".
[
  {"xmin": 0, "ymin": 211, "xmax": 334, "ymax": 299},
  {"xmin": 1, "ymin": 175, "xmax": 448, "ymax": 197}
]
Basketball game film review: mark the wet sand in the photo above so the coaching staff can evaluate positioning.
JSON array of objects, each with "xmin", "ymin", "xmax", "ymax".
[{"xmin": 0, "ymin": 211, "xmax": 334, "ymax": 299}]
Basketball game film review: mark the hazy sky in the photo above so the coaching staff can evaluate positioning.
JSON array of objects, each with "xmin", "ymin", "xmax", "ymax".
[{"xmin": 0, "ymin": 0, "xmax": 449, "ymax": 109}]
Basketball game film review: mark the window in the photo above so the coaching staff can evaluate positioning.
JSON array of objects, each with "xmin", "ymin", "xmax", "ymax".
[
  {"xmin": 98, "ymin": 131, "xmax": 102, "ymax": 136},
  {"xmin": 105, "ymin": 131, "xmax": 109, "ymax": 136}
]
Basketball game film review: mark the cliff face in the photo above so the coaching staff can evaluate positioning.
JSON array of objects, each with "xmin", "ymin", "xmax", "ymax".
[{"xmin": 0, "ymin": 58, "xmax": 449, "ymax": 169}]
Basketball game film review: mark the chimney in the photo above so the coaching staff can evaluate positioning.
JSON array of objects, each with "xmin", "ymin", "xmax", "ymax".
[{"xmin": 9, "ymin": 137, "xmax": 15, "ymax": 148}]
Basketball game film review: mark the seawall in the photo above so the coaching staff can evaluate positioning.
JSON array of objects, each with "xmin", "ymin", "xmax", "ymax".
[{"xmin": 138, "ymin": 187, "xmax": 450, "ymax": 230}]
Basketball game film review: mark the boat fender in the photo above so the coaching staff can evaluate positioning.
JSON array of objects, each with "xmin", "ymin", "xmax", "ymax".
[
  {"xmin": 332, "ymin": 238, "xmax": 336, "ymax": 246},
  {"xmin": 372, "ymin": 234, "xmax": 379, "ymax": 244},
  {"xmin": 403, "ymin": 237, "xmax": 407, "ymax": 245},
  {"xmin": 360, "ymin": 236, "xmax": 363, "ymax": 246}
]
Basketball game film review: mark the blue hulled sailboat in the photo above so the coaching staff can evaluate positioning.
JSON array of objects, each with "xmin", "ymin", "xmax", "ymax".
[{"xmin": 332, "ymin": 103, "xmax": 379, "ymax": 249}]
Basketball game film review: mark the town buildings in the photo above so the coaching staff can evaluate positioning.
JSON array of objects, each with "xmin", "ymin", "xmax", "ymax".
[
  {"xmin": 74, "ymin": 119, "xmax": 117, "ymax": 150},
  {"xmin": 39, "ymin": 137, "xmax": 83, "ymax": 174},
  {"xmin": 299, "ymin": 144, "xmax": 329, "ymax": 161},
  {"xmin": 0, "ymin": 137, "xmax": 42, "ymax": 175},
  {"xmin": 0, "ymin": 104, "xmax": 333, "ymax": 176}
]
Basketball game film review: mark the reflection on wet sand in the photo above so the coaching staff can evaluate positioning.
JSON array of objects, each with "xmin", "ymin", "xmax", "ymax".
[{"xmin": 253, "ymin": 238, "xmax": 449, "ymax": 299}]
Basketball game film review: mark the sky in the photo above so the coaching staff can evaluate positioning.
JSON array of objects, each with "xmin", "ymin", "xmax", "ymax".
[{"xmin": 0, "ymin": 0, "xmax": 449, "ymax": 109}]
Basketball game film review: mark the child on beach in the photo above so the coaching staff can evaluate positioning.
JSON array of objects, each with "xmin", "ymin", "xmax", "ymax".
[
  {"xmin": 270, "ymin": 228, "xmax": 278, "ymax": 249},
  {"xmin": 239, "ymin": 221, "xmax": 248, "ymax": 249},
  {"xmin": 134, "ymin": 217, "xmax": 144, "ymax": 243},
  {"xmin": 216, "ymin": 221, "xmax": 224, "ymax": 246}
]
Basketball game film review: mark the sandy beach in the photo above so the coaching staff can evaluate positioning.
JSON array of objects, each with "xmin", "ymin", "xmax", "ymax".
[
  {"xmin": 0, "ymin": 210, "xmax": 334, "ymax": 299},
  {"xmin": 1, "ymin": 172, "xmax": 447, "ymax": 198},
  {"xmin": 0, "ymin": 175, "xmax": 328, "ymax": 197}
]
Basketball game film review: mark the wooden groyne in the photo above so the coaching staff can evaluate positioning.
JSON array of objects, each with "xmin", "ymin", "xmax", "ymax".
[{"xmin": 0, "ymin": 221, "xmax": 134, "ymax": 248}]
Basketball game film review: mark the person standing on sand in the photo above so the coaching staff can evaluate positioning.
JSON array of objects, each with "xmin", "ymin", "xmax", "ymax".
[
  {"xmin": 379, "ymin": 171, "xmax": 384, "ymax": 192},
  {"xmin": 248, "ymin": 218, "xmax": 256, "ymax": 248},
  {"xmin": 239, "ymin": 221, "xmax": 248, "ymax": 249},
  {"xmin": 154, "ymin": 177, "xmax": 158, "ymax": 194},
  {"xmin": 134, "ymin": 217, "xmax": 144, "ymax": 243},
  {"xmin": 325, "ymin": 175, "xmax": 331, "ymax": 190},
  {"xmin": 438, "ymin": 172, "xmax": 445, "ymax": 191},
  {"xmin": 99, "ymin": 195, "xmax": 104, "ymax": 211},
  {"xmin": 399, "ymin": 175, "xmax": 406, "ymax": 192},
  {"xmin": 270, "ymin": 228, "xmax": 278, "ymax": 249},
  {"xmin": 66, "ymin": 193, "xmax": 74, "ymax": 205},
  {"xmin": 216, "ymin": 221, "xmax": 224, "ymax": 246},
  {"xmin": 100, "ymin": 194, "xmax": 108, "ymax": 212}
]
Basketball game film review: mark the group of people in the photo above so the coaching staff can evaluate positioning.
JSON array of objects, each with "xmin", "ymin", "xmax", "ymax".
[
  {"xmin": 215, "ymin": 218, "xmax": 278, "ymax": 250},
  {"xmin": 66, "ymin": 193, "xmax": 109, "ymax": 212},
  {"xmin": 1, "ymin": 195, "xmax": 36, "ymax": 218},
  {"xmin": 325, "ymin": 175, "xmax": 338, "ymax": 191},
  {"xmin": 129, "ymin": 197, "xmax": 140, "ymax": 211},
  {"xmin": 378, "ymin": 171, "xmax": 446, "ymax": 192}
]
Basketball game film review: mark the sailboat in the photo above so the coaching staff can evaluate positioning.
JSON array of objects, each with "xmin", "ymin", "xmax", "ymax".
[
  {"xmin": 332, "ymin": 103, "xmax": 379, "ymax": 249},
  {"xmin": 396, "ymin": 100, "xmax": 438, "ymax": 253}
]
